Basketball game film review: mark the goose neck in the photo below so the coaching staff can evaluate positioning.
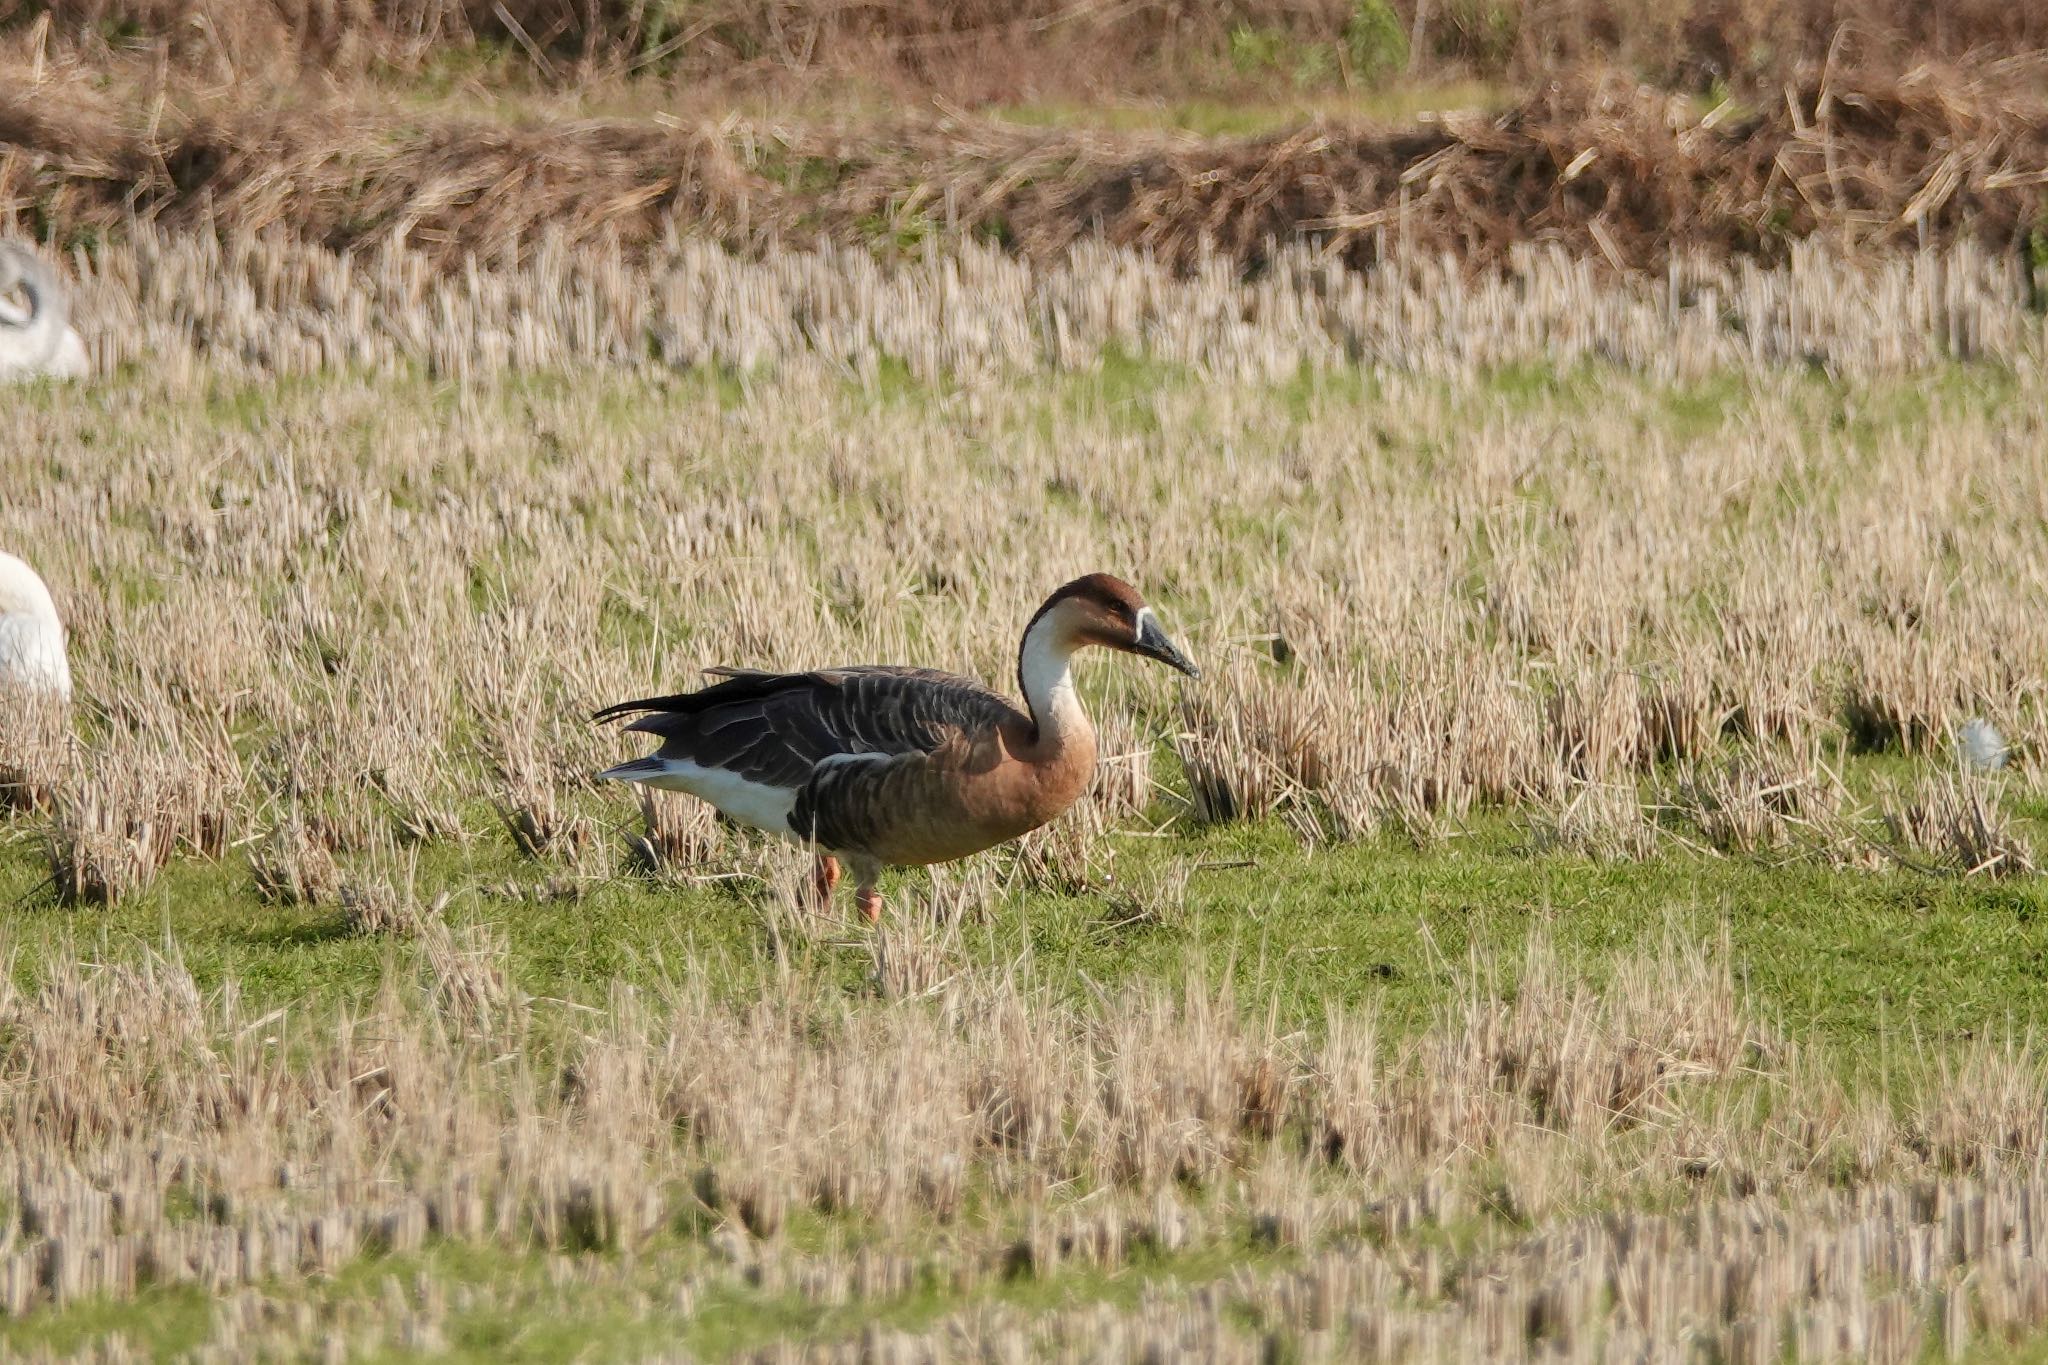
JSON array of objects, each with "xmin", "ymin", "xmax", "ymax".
[{"xmin": 1017, "ymin": 610, "xmax": 1089, "ymax": 748}]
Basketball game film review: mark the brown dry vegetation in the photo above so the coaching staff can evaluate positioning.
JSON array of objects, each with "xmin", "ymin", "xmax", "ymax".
[
  {"xmin": 2, "ymin": 229, "xmax": 2048, "ymax": 1353},
  {"xmin": 8, "ymin": 52, "xmax": 2048, "ymax": 273},
  {"xmin": 8, "ymin": 0, "xmax": 2048, "ymax": 97},
  {"xmin": 0, "ymin": 231, "xmax": 2044, "ymax": 907},
  {"xmin": 10, "ymin": 927, "xmax": 2048, "ymax": 1361},
  {"xmin": 10, "ymin": 889, "xmax": 2048, "ymax": 1364}
]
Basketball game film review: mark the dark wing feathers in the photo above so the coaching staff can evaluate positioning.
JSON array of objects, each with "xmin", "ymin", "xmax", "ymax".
[
  {"xmin": 596, "ymin": 666, "xmax": 1022, "ymax": 798},
  {"xmin": 590, "ymin": 667, "xmax": 802, "ymax": 724}
]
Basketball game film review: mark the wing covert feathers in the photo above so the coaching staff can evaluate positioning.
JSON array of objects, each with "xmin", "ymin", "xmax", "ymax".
[{"xmin": 595, "ymin": 666, "xmax": 1023, "ymax": 851}]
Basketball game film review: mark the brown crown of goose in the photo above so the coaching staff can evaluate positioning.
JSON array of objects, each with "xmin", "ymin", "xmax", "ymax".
[{"xmin": 1024, "ymin": 573, "xmax": 1149, "ymax": 651}]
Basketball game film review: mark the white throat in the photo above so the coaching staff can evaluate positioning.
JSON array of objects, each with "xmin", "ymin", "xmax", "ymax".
[{"xmin": 1017, "ymin": 610, "xmax": 1083, "ymax": 741}]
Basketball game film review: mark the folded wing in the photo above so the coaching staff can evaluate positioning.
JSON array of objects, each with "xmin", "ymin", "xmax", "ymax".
[{"xmin": 595, "ymin": 666, "xmax": 1023, "ymax": 851}]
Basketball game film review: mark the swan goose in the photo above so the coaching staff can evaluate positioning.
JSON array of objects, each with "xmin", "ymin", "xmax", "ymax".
[
  {"xmin": 0, "ymin": 552, "xmax": 72, "ymax": 700},
  {"xmin": 596, "ymin": 573, "xmax": 1198, "ymax": 922}
]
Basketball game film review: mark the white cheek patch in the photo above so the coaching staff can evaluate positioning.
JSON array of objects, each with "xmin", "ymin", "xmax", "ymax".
[{"xmin": 1132, "ymin": 606, "xmax": 1157, "ymax": 645}]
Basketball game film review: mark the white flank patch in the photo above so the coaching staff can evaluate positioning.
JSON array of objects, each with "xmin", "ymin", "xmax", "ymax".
[{"xmin": 605, "ymin": 757, "xmax": 802, "ymax": 839}]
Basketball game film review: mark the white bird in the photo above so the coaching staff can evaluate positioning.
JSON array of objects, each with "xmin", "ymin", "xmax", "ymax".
[
  {"xmin": 1959, "ymin": 716, "xmax": 2009, "ymax": 773},
  {"xmin": 0, "ymin": 552, "xmax": 72, "ymax": 700},
  {"xmin": 0, "ymin": 241, "xmax": 89, "ymax": 383}
]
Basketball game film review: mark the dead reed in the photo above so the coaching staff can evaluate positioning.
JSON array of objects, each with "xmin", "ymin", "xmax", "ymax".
[
  {"xmin": 0, "ymin": 233, "xmax": 2041, "ymax": 894},
  {"xmin": 0, "ymin": 932, "xmax": 2039, "ymax": 1357},
  {"xmin": 0, "ymin": 226, "xmax": 2043, "ymax": 1353},
  {"xmin": 8, "ymin": 53, "xmax": 2048, "ymax": 276},
  {"xmin": 15, "ymin": 0, "xmax": 2046, "ymax": 93}
]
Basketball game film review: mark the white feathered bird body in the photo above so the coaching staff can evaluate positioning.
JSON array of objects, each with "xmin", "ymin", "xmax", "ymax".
[
  {"xmin": 0, "ymin": 241, "xmax": 89, "ymax": 383},
  {"xmin": 0, "ymin": 552, "xmax": 72, "ymax": 700}
]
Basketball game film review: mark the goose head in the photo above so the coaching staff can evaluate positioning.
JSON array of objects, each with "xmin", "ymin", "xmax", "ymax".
[{"xmin": 1022, "ymin": 573, "xmax": 1199, "ymax": 681}]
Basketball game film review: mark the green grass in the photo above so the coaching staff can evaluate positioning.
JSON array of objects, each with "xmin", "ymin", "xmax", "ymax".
[
  {"xmin": 6, "ymin": 804, "xmax": 2045, "ymax": 1057},
  {"xmin": 346, "ymin": 47, "xmax": 1509, "ymax": 142},
  {"xmin": 986, "ymin": 78, "xmax": 1509, "ymax": 138},
  {"xmin": 0, "ymin": 1218, "xmax": 1292, "ymax": 1363},
  {"xmin": 0, "ymin": 1284, "xmax": 217, "ymax": 1359}
]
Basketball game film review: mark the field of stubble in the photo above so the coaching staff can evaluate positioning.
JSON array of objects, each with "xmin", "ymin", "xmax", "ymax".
[{"xmin": 2, "ymin": 233, "xmax": 2048, "ymax": 1361}]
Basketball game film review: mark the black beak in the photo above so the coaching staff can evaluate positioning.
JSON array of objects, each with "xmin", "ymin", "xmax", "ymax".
[{"xmin": 1134, "ymin": 614, "xmax": 1200, "ymax": 679}]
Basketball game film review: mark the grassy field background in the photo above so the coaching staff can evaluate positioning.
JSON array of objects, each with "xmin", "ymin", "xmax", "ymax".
[{"xmin": 3, "ymin": 231, "xmax": 2048, "ymax": 1357}]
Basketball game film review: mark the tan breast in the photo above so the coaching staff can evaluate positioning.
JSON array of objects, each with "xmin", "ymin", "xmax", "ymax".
[{"xmin": 866, "ymin": 716, "xmax": 1098, "ymax": 866}]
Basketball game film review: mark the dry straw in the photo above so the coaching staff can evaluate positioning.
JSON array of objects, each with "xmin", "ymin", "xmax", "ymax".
[
  {"xmin": 22, "ymin": 226, "xmax": 2048, "ymax": 388},
  {"xmin": 0, "ymin": 232, "xmax": 2041, "ymax": 904},
  {"xmin": 0, "ymin": 933, "xmax": 2040, "ymax": 1358},
  {"xmin": 7, "ymin": 51, "xmax": 2048, "ymax": 274},
  {"xmin": 0, "ymin": 212, "xmax": 2045, "ymax": 1352}
]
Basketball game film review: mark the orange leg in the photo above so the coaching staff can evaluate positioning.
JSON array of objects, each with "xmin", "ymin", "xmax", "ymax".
[
  {"xmin": 810, "ymin": 855, "xmax": 842, "ymax": 909},
  {"xmin": 853, "ymin": 879, "xmax": 883, "ymax": 926}
]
